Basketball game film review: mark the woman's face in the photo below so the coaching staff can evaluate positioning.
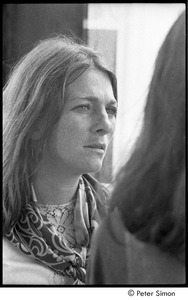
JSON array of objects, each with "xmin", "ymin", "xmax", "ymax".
[{"xmin": 45, "ymin": 68, "xmax": 117, "ymax": 176}]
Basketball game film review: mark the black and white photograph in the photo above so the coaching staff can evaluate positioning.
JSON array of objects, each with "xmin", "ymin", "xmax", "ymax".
[{"xmin": 2, "ymin": 2, "xmax": 186, "ymax": 298}]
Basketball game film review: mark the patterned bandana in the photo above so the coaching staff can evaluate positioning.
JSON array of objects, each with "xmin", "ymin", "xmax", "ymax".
[{"xmin": 5, "ymin": 175, "xmax": 107, "ymax": 285}]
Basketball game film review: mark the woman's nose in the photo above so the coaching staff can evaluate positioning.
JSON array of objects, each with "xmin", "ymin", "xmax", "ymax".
[{"xmin": 91, "ymin": 111, "xmax": 115, "ymax": 135}]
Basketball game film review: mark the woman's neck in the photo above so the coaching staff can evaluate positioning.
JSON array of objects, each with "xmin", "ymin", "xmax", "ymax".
[{"xmin": 32, "ymin": 160, "xmax": 81, "ymax": 205}]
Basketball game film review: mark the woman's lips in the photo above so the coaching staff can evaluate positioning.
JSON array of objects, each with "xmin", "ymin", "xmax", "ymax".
[
  {"xmin": 84, "ymin": 143, "xmax": 106, "ymax": 151},
  {"xmin": 84, "ymin": 143, "xmax": 106, "ymax": 154}
]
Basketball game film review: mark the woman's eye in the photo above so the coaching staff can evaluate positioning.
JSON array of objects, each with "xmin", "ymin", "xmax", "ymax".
[
  {"xmin": 74, "ymin": 105, "xmax": 91, "ymax": 111},
  {"xmin": 106, "ymin": 107, "xmax": 117, "ymax": 117}
]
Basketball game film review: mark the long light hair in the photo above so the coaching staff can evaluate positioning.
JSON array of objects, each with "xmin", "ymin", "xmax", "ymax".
[
  {"xmin": 110, "ymin": 12, "xmax": 185, "ymax": 260},
  {"xmin": 3, "ymin": 35, "xmax": 117, "ymax": 234}
]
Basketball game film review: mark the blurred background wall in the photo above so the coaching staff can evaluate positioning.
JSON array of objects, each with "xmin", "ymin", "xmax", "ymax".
[
  {"xmin": 3, "ymin": 3, "xmax": 186, "ymax": 183},
  {"xmin": 85, "ymin": 3, "xmax": 185, "ymax": 179},
  {"xmin": 3, "ymin": 4, "xmax": 87, "ymax": 84}
]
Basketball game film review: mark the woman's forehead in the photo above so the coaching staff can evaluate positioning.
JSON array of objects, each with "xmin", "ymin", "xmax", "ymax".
[{"xmin": 65, "ymin": 69, "xmax": 115, "ymax": 101}]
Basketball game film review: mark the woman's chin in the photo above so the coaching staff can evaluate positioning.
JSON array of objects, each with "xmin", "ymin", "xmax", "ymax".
[{"xmin": 82, "ymin": 161, "xmax": 103, "ymax": 175}]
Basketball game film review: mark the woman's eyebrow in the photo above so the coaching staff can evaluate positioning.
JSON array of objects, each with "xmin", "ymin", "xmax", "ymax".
[{"xmin": 71, "ymin": 96, "xmax": 117, "ymax": 106}]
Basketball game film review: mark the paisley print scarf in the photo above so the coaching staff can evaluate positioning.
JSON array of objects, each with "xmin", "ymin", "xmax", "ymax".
[{"xmin": 5, "ymin": 175, "xmax": 108, "ymax": 285}]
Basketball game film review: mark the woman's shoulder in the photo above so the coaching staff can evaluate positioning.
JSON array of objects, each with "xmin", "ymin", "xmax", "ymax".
[
  {"xmin": 3, "ymin": 238, "xmax": 47, "ymax": 284},
  {"xmin": 3, "ymin": 238, "xmax": 71, "ymax": 285}
]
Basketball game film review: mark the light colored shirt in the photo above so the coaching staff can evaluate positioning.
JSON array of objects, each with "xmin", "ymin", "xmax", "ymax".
[
  {"xmin": 3, "ymin": 196, "xmax": 77, "ymax": 285},
  {"xmin": 3, "ymin": 237, "xmax": 74, "ymax": 285}
]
